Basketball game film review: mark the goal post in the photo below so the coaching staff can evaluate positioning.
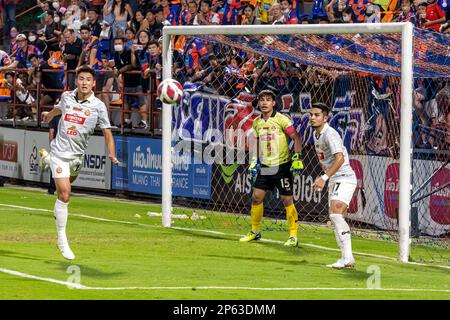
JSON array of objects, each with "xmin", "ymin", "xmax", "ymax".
[{"xmin": 161, "ymin": 23, "xmax": 416, "ymax": 262}]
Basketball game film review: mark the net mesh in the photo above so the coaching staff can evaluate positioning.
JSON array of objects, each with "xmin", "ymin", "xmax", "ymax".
[{"xmin": 168, "ymin": 27, "xmax": 449, "ymax": 265}]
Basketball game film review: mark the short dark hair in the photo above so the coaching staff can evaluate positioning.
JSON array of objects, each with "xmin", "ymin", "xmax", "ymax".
[
  {"xmin": 243, "ymin": 4, "xmax": 255, "ymax": 11},
  {"xmin": 258, "ymin": 89, "xmax": 276, "ymax": 100},
  {"xmin": 87, "ymin": 8, "xmax": 98, "ymax": 14},
  {"xmin": 76, "ymin": 65, "xmax": 96, "ymax": 78},
  {"xmin": 63, "ymin": 27, "xmax": 75, "ymax": 33},
  {"xmin": 80, "ymin": 24, "xmax": 91, "ymax": 32},
  {"xmin": 201, "ymin": 0, "xmax": 212, "ymax": 7},
  {"xmin": 114, "ymin": 37, "xmax": 125, "ymax": 43},
  {"xmin": 148, "ymin": 40, "xmax": 159, "ymax": 47},
  {"xmin": 311, "ymin": 102, "xmax": 330, "ymax": 115}
]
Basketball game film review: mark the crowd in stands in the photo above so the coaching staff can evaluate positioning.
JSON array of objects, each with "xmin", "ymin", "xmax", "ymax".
[{"xmin": 0, "ymin": 0, "xmax": 447, "ymax": 149}]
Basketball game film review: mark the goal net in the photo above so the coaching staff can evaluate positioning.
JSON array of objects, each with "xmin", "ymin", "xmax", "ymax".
[{"xmin": 160, "ymin": 24, "xmax": 449, "ymax": 265}]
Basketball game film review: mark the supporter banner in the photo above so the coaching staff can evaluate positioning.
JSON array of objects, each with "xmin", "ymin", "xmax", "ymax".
[
  {"xmin": 72, "ymin": 136, "xmax": 111, "ymax": 190},
  {"xmin": 23, "ymin": 131, "xmax": 51, "ymax": 183},
  {"xmin": 347, "ymin": 155, "xmax": 450, "ymax": 236},
  {"xmin": 173, "ymin": 79, "xmax": 371, "ymax": 155},
  {"xmin": 112, "ymin": 136, "xmax": 212, "ymax": 199},
  {"xmin": 0, "ymin": 127, "xmax": 25, "ymax": 179},
  {"xmin": 112, "ymin": 136, "xmax": 129, "ymax": 191}
]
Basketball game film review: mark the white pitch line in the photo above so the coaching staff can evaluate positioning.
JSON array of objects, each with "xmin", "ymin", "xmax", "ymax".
[
  {"xmin": 1, "ymin": 267, "xmax": 449, "ymax": 293},
  {"xmin": 0, "ymin": 203, "xmax": 448, "ymax": 269}
]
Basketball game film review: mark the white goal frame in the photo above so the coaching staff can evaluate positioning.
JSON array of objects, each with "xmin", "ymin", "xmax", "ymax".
[{"xmin": 161, "ymin": 23, "xmax": 415, "ymax": 263}]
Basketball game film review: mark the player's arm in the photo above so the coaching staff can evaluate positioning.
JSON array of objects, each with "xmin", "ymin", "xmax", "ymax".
[
  {"xmin": 313, "ymin": 151, "xmax": 344, "ymax": 192},
  {"xmin": 313, "ymin": 129, "xmax": 346, "ymax": 191},
  {"xmin": 102, "ymin": 128, "xmax": 119, "ymax": 164},
  {"xmin": 248, "ymin": 122, "xmax": 260, "ymax": 176},
  {"xmin": 42, "ymin": 107, "xmax": 62, "ymax": 123},
  {"xmin": 285, "ymin": 121, "xmax": 304, "ymax": 175},
  {"xmin": 323, "ymin": 152, "xmax": 345, "ymax": 178}
]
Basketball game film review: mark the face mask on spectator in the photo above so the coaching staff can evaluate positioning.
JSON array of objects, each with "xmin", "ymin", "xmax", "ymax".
[
  {"xmin": 53, "ymin": 2, "xmax": 60, "ymax": 9},
  {"xmin": 54, "ymin": 16, "xmax": 60, "ymax": 23},
  {"xmin": 114, "ymin": 44, "xmax": 124, "ymax": 52},
  {"xmin": 28, "ymin": 36, "xmax": 36, "ymax": 42},
  {"xmin": 61, "ymin": 19, "xmax": 68, "ymax": 26},
  {"xmin": 283, "ymin": 8, "xmax": 290, "ymax": 15}
]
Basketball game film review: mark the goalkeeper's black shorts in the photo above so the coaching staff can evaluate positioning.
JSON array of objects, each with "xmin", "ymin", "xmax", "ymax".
[{"xmin": 253, "ymin": 162, "xmax": 293, "ymax": 196}]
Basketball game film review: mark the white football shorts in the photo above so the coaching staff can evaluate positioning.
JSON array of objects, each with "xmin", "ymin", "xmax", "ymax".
[
  {"xmin": 50, "ymin": 155, "xmax": 83, "ymax": 179},
  {"xmin": 328, "ymin": 180, "xmax": 357, "ymax": 207}
]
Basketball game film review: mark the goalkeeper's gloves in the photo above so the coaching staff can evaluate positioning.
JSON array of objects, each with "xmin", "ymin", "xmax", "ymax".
[
  {"xmin": 248, "ymin": 157, "xmax": 260, "ymax": 176},
  {"xmin": 290, "ymin": 153, "xmax": 304, "ymax": 176}
]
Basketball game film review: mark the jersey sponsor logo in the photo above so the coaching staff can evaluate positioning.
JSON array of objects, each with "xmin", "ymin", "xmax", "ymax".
[
  {"xmin": 85, "ymin": 109, "xmax": 91, "ymax": 117},
  {"xmin": 67, "ymin": 126, "xmax": 78, "ymax": 136},
  {"xmin": 56, "ymin": 167, "xmax": 63, "ymax": 174},
  {"xmin": 64, "ymin": 113, "xmax": 86, "ymax": 125},
  {"xmin": 260, "ymin": 133, "xmax": 275, "ymax": 141},
  {"xmin": 73, "ymin": 106, "xmax": 83, "ymax": 112}
]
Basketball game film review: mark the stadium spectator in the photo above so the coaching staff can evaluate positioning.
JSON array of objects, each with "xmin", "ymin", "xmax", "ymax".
[
  {"xmin": 4, "ymin": 71, "xmax": 36, "ymax": 121},
  {"xmin": 440, "ymin": 7, "xmax": 450, "ymax": 32},
  {"xmin": 113, "ymin": 37, "xmax": 144, "ymax": 129},
  {"xmin": 8, "ymin": 26, "xmax": 19, "ymax": 56},
  {"xmin": 160, "ymin": 0, "xmax": 178, "ymax": 25},
  {"xmin": 28, "ymin": 30, "xmax": 47, "ymax": 55},
  {"xmin": 423, "ymin": 0, "xmax": 446, "ymax": 32},
  {"xmin": 108, "ymin": 0, "xmax": 133, "ymax": 37},
  {"xmin": 0, "ymin": 34, "xmax": 43, "ymax": 70},
  {"xmin": 132, "ymin": 8, "xmax": 150, "ymax": 33},
  {"xmin": 28, "ymin": 53, "xmax": 64, "ymax": 109},
  {"xmin": 42, "ymin": 10, "xmax": 62, "ymax": 61},
  {"xmin": 87, "ymin": 8, "xmax": 102, "ymax": 38},
  {"xmin": 280, "ymin": 0, "xmax": 298, "ymax": 24},
  {"xmin": 62, "ymin": 28, "xmax": 83, "ymax": 90},
  {"xmin": 194, "ymin": 0, "xmax": 220, "ymax": 25},
  {"xmin": 78, "ymin": 24, "xmax": 104, "ymax": 91},
  {"xmin": 241, "ymin": 4, "xmax": 261, "ymax": 24},
  {"xmin": 181, "ymin": 0, "xmax": 199, "ymax": 25},
  {"xmin": 146, "ymin": 8, "xmax": 164, "ymax": 39},
  {"xmin": 125, "ymin": 27, "xmax": 136, "ymax": 49},
  {"xmin": 2, "ymin": 0, "xmax": 19, "ymax": 38},
  {"xmin": 256, "ymin": 0, "xmax": 277, "ymax": 24},
  {"xmin": 395, "ymin": 1, "xmax": 417, "ymax": 24},
  {"xmin": 364, "ymin": 2, "xmax": 381, "ymax": 23},
  {"xmin": 183, "ymin": 36, "xmax": 209, "ymax": 79},
  {"xmin": 342, "ymin": 7, "xmax": 357, "ymax": 23},
  {"xmin": 131, "ymin": 31, "xmax": 154, "ymax": 129},
  {"xmin": 269, "ymin": 3, "xmax": 286, "ymax": 24}
]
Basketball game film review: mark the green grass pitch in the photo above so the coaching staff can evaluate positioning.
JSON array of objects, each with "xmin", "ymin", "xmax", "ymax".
[{"xmin": 0, "ymin": 186, "xmax": 449, "ymax": 300}]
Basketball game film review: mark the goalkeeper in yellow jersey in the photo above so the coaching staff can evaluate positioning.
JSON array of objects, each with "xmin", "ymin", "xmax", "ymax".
[{"xmin": 240, "ymin": 89, "xmax": 304, "ymax": 246}]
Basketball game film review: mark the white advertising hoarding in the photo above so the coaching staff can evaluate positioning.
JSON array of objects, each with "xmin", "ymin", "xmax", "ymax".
[
  {"xmin": 0, "ymin": 127, "xmax": 25, "ymax": 179},
  {"xmin": 72, "ymin": 135, "xmax": 111, "ymax": 190},
  {"xmin": 23, "ymin": 131, "xmax": 51, "ymax": 183}
]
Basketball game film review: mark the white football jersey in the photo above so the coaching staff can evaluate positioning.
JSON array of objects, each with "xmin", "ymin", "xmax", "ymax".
[
  {"xmin": 313, "ymin": 123, "xmax": 356, "ymax": 183},
  {"xmin": 50, "ymin": 89, "xmax": 111, "ymax": 160}
]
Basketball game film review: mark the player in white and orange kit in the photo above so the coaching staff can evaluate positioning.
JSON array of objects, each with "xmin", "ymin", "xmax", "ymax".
[
  {"xmin": 310, "ymin": 103, "xmax": 357, "ymax": 269},
  {"xmin": 40, "ymin": 65, "xmax": 119, "ymax": 260}
]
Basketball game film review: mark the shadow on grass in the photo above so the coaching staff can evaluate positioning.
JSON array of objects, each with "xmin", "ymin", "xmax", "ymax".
[
  {"xmin": 43, "ymin": 260, "xmax": 126, "ymax": 279},
  {"xmin": 0, "ymin": 249, "xmax": 44, "ymax": 261}
]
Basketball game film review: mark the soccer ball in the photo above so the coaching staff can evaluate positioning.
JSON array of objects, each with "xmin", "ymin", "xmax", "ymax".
[{"xmin": 157, "ymin": 79, "xmax": 183, "ymax": 105}]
